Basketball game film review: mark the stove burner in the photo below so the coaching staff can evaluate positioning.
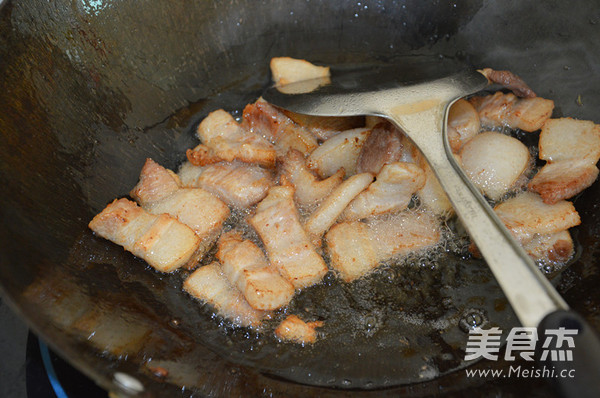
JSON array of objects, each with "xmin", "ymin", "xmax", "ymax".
[{"xmin": 26, "ymin": 333, "xmax": 106, "ymax": 398}]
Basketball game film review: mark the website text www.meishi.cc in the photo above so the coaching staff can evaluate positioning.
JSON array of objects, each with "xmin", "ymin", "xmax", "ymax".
[{"xmin": 465, "ymin": 365, "xmax": 575, "ymax": 379}]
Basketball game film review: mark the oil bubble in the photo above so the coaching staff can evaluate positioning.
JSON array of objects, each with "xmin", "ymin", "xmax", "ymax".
[{"xmin": 459, "ymin": 308, "xmax": 489, "ymax": 332}]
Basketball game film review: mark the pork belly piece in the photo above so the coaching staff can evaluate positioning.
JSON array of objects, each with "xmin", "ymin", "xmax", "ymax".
[
  {"xmin": 130, "ymin": 157, "xmax": 180, "ymax": 203},
  {"xmin": 188, "ymin": 109, "xmax": 277, "ymax": 168},
  {"xmin": 307, "ymin": 127, "xmax": 371, "ymax": 178},
  {"xmin": 447, "ymin": 99, "xmax": 480, "ymax": 153},
  {"xmin": 89, "ymin": 198, "xmax": 200, "ymax": 273},
  {"xmin": 242, "ymin": 99, "xmax": 318, "ymax": 156},
  {"xmin": 479, "ymin": 68, "xmax": 536, "ymax": 98},
  {"xmin": 356, "ymin": 121, "xmax": 404, "ymax": 174},
  {"xmin": 274, "ymin": 315, "xmax": 323, "ymax": 345},
  {"xmin": 494, "ymin": 191, "xmax": 580, "ymax": 244},
  {"xmin": 459, "ymin": 131, "xmax": 530, "ymax": 200},
  {"xmin": 270, "ymin": 57, "xmax": 330, "ymax": 86},
  {"xmin": 304, "ymin": 173, "xmax": 374, "ymax": 245},
  {"xmin": 249, "ymin": 186, "xmax": 328, "ymax": 289},
  {"xmin": 196, "ymin": 161, "xmax": 274, "ymax": 208},
  {"xmin": 183, "ymin": 262, "xmax": 266, "ymax": 327},
  {"xmin": 469, "ymin": 91, "xmax": 554, "ymax": 132},
  {"xmin": 538, "ymin": 118, "xmax": 600, "ymax": 163},
  {"xmin": 326, "ymin": 211, "xmax": 441, "ymax": 282},
  {"xmin": 522, "ymin": 230, "xmax": 574, "ymax": 265},
  {"xmin": 130, "ymin": 159, "xmax": 230, "ymax": 264},
  {"xmin": 528, "ymin": 159, "xmax": 599, "ymax": 204},
  {"xmin": 343, "ymin": 162, "xmax": 425, "ymax": 221},
  {"xmin": 216, "ymin": 231, "xmax": 294, "ymax": 310},
  {"xmin": 417, "ymin": 161, "xmax": 454, "ymax": 217},
  {"xmin": 280, "ymin": 149, "xmax": 345, "ymax": 207}
]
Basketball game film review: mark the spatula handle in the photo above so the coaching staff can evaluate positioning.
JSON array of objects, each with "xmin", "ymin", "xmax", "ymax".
[{"xmin": 537, "ymin": 310, "xmax": 600, "ymax": 398}]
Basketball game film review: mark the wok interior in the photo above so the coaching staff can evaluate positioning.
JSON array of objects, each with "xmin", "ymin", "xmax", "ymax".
[{"xmin": 1, "ymin": 0, "xmax": 600, "ymax": 396}]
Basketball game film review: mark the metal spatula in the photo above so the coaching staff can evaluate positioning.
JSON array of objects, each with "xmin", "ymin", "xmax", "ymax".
[{"xmin": 263, "ymin": 62, "xmax": 600, "ymax": 397}]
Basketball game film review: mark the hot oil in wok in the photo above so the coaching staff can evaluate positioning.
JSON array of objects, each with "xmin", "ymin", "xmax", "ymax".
[{"xmin": 49, "ymin": 70, "xmax": 578, "ymax": 391}]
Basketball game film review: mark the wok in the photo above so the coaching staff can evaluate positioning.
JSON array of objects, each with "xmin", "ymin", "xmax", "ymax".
[{"xmin": 1, "ymin": 0, "xmax": 599, "ymax": 396}]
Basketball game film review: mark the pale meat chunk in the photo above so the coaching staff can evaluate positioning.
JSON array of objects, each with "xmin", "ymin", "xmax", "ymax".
[
  {"xmin": 280, "ymin": 149, "xmax": 345, "ymax": 207},
  {"xmin": 188, "ymin": 109, "xmax": 277, "ymax": 168},
  {"xmin": 494, "ymin": 191, "xmax": 580, "ymax": 244},
  {"xmin": 417, "ymin": 161, "xmax": 454, "ymax": 217},
  {"xmin": 447, "ymin": 99, "xmax": 480, "ymax": 153},
  {"xmin": 242, "ymin": 99, "xmax": 318, "ymax": 156},
  {"xmin": 326, "ymin": 211, "xmax": 441, "ymax": 282},
  {"xmin": 89, "ymin": 198, "xmax": 200, "ymax": 273},
  {"xmin": 459, "ymin": 131, "xmax": 530, "ymax": 200},
  {"xmin": 183, "ymin": 262, "xmax": 266, "ymax": 327},
  {"xmin": 538, "ymin": 118, "xmax": 600, "ymax": 163},
  {"xmin": 130, "ymin": 159, "xmax": 230, "ymax": 264},
  {"xmin": 304, "ymin": 173, "xmax": 374, "ymax": 245},
  {"xmin": 147, "ymin": 189, "xmax": 229, "ymax": 250},
  {"xmin": 216, "ymin": 231, "xmax": 294, "ymax": 311},
  {"xmin": 196, "ymin": 161, "xmax": 274, "ymax": 208},
  {"xmin": 274, "ymin": 315, "xmax": 323, "ymax": 345},
  {"xmin": 528, "ymin": 159, "xmax": 599, "ymax": 204},
  {"xmin": 249, "ymin": 186, "xmax": 328, "ymax": 289},
  {"xmin": 344, "ymin": 162, "xmax": 426, "ymax": 221},
  {"xmin": 356, "ymin": 121, "xmax": 403, "ymax": 174},
  {"xmin": 307, "ymin": 127, "xmax": 371, "ymax": 178},
  {"xmin": 469, "ymin": 92, "xmax": 554, "ymax": 132},
  {"xmin": 270, "ymin": 57, "xmax": 330, "ymax": 86},
  {"xmin": 522, "ymin": 230, "xmax": 574, "ymax": 265}
]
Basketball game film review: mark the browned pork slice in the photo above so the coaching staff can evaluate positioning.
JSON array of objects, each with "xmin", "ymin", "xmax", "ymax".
[
  {"xmin": 274, "ymin": 315, "xmax": 323, "ymax": 345},
  {"xmin": 249, "ymin": 186, "xmax": 328, "ymax": 289},
  {"xmin": 307, "ymin": 127, "xmax": 371, "ymax": 178},
  {"xmin": 187, "ymin": 109, "xmax": 277, "ymax": 168},
  {"xmin": 270, "ymin": 57, "xmax": 330, "ymax": 86},
  {"xmin": 522, "ymin": 230, "xmax": 574, "ymax": 265},
  {"xmin": 538, "ymin": 118, "xmax": 600, "ymax": 163},
  {"xmin": 242, "ymin": 99, "xmax": 318, "ymax": 156},
  {"xmin": 183, "ymin": 262, "xmax": 266, "ymax": 327},
  {"xmin": 459, "ymin": 131, "xmax": 530, "ymax": 200},
  {"xmin": 326, "ymin": 211, "xmax": 441, "ymax": 282},
  {"xmin": 89, "ymin": 198, "xmax": 200, "ymax": 273},
  {"xmin": 216, "ymin": 231, "xmax": 295, "ymax": 310},
  {"xmin": 494, "ymin": 191, "xmax": 580, "ymax": 244},
  {"xmin": 469, "ymin": 91, "xmax": 554, "ymax": 132},
  {"xmin": 280, "ymin": 149, "xmax": 345, "ymax": 207},
  {"xmin": 447, "ymin": 99, "xmax": 480, "ymax": 153},
  {"xmin": 528, "ymin": 159, "xmax": 599, "ymax": 204},
  {"xmin": 356, "ymin": 122, "xmax": 404, "ymax": 174},
  {"xmin": 528, "ymin": 118, "xmax": 600, "ymax": 204},
  {"xmin": 479, "ymin": 68, "xmax": 536, "ymax": 98},
  {"xmin": 195, "ymin": 161, "xmax": 274, "ymax": 208},
  {"xmin": 304, "ymin": 173, "xmax": 374, "ymax": 245},
  {"xmin": 130, "ymin": 159, "xmax": 230, "ymax": 264},
  {"xmin": 344, "ymin": 162, "xmax": 426, "ymax": 221}
]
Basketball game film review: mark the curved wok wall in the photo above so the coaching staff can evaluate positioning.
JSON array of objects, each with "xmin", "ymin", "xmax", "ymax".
[{"xmin": 1, "ymin": 0, "xmax": 599, "ymax": 396}]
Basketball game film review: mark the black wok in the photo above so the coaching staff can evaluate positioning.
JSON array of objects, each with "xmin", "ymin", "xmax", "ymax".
[{"xmin": 1, "ymin": 0, "xmax": 599, "ymax": 396}]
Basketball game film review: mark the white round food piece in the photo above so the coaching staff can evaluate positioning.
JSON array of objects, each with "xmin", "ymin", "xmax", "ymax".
[{"xmin": 459, "ymin": 131, "xmax": 530, "ymax": 201}]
